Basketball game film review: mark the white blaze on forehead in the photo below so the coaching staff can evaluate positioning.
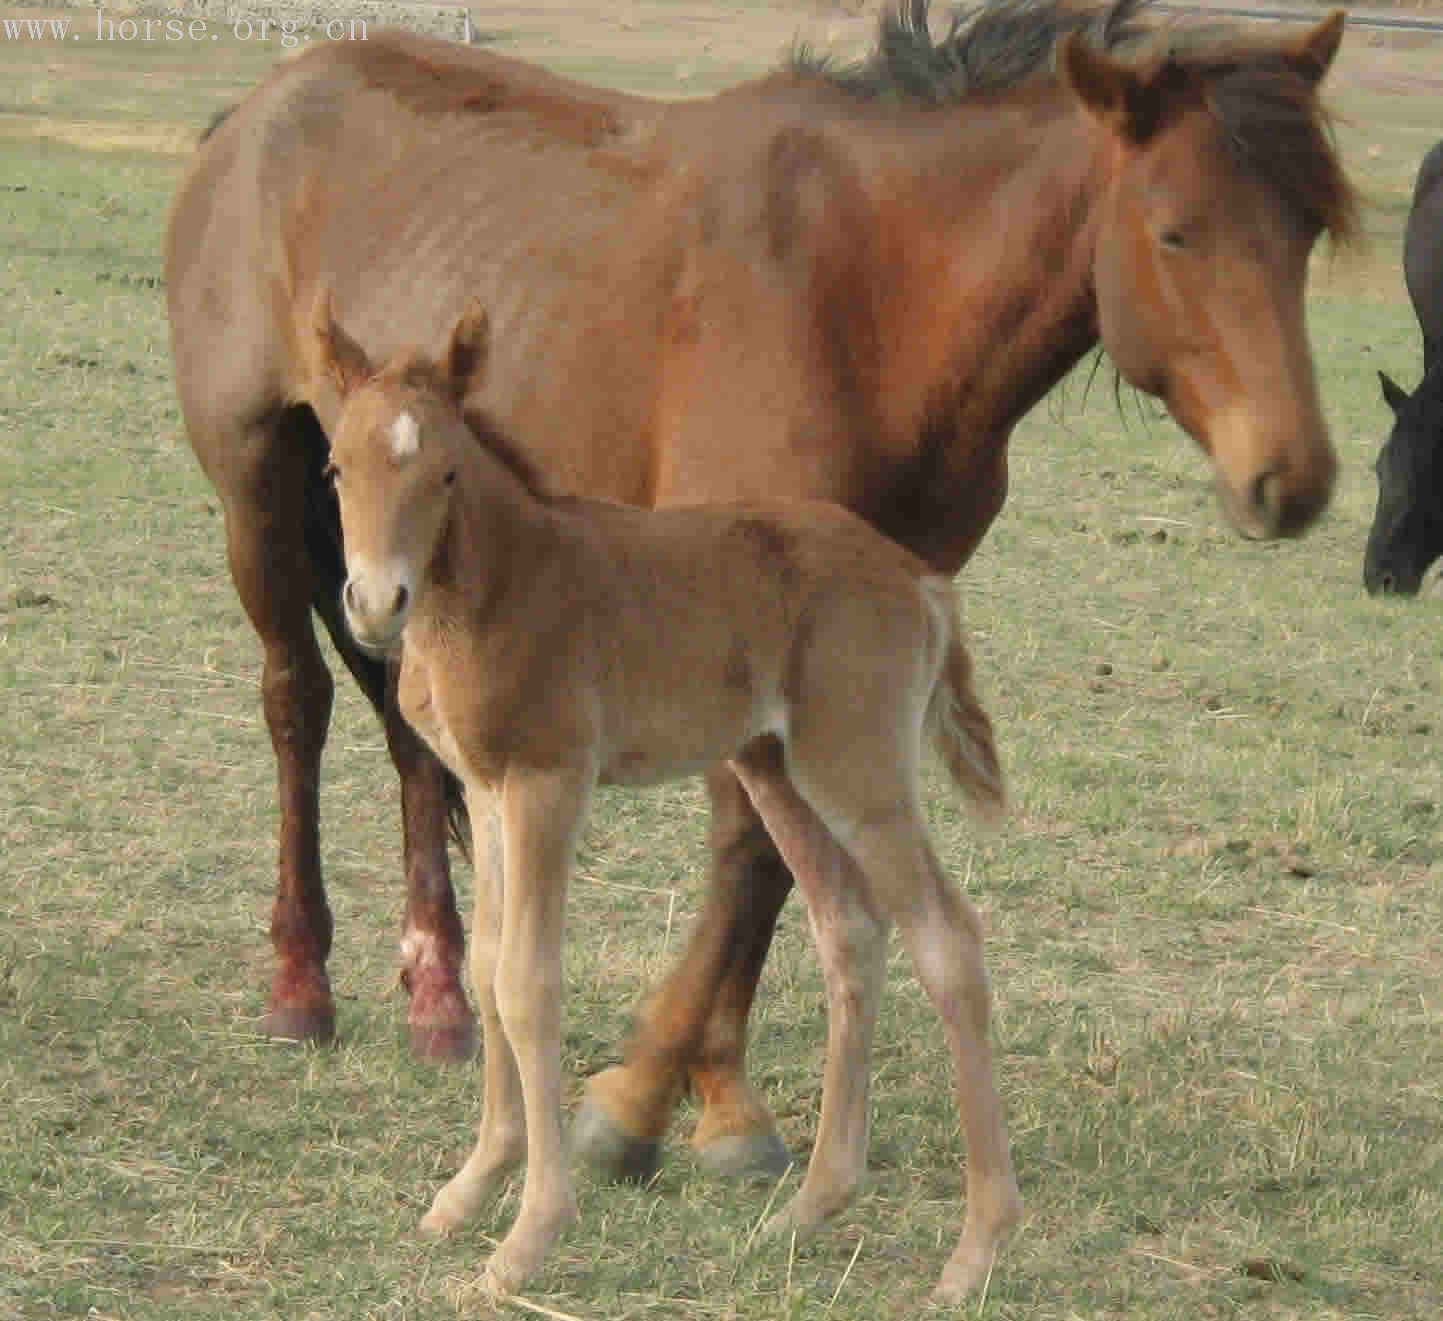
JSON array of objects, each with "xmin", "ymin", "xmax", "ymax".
[{"xmin": 390, "ymin": 410, "xmax": 420, "ymax": 460}]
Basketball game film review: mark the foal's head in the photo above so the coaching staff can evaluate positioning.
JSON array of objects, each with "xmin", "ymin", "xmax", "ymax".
[
  {"xmin": 1365, "ymin": 367, "xmax": 1443, "ymax": 596},
  {"xmin": 1058, "ymin": 11, "xmax": 1352, "ymax": 538},
  {"xmin": 313, "ymin": 293, "xmax": 490, "ymax": 656}
]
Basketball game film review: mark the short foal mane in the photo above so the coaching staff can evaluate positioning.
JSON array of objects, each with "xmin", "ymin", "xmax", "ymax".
[{"xmin": 792, "ymin": 0, "xmax": 1357, "ymax": 241}]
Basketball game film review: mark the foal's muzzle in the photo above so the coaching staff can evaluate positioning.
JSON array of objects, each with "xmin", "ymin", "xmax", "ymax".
[{"xmin": 342, "ymin": 575, "xmax": 410, "ymax": 656}]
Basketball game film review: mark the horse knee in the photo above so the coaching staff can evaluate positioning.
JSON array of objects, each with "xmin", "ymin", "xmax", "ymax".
[{"xmin": 260, "ymin": 649, "xmax": 334, "ymax": 760}]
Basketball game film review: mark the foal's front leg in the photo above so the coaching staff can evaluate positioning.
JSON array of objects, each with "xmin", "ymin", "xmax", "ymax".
[
  {"xmin": 485, "ymin": 763, "xmax": 593, "ymax": 1296},
  {"xmin": 422, "ymin": 790, "xmax": 525, "ymax": 1233}
]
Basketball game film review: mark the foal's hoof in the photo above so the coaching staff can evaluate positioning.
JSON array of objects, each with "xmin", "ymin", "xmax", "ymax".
[
  {"xmin": 260, "ymin": 1004, "xmax": 336, "ymax": 1045},
  {"xmin": 695, "ymin": 1131, "xmax": 793, "ymax": 1182},
  {"xmin": 571, "ymin": 1100, "xmax": 663, "ymax": 1184},
  {"xmin": 408, "ymin": 1019, "xmax": 479, "ymax": 1064}
]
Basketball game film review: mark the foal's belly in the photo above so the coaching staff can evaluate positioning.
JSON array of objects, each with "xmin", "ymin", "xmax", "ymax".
[{"xmin": 598, "ymin": 688, "xmax": 781, "ymax": 787}]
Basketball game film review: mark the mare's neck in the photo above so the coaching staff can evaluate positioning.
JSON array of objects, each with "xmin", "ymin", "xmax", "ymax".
[{"xmin": 856, "ymin": 85, "xmax": 1106, "ymax": 442}]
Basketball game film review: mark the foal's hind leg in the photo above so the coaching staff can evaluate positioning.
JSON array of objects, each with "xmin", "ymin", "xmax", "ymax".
[
  {"xmin": 818, "ymin": 799, "xmax": 1021, "ymax": 1301},
  {"xmin": 730, "ymin": 754, "xmax": 889, "ymax": 1238}
]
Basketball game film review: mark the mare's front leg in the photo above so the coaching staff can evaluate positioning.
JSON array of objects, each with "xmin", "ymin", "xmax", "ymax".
[
  {"xmin": 484, "ymin": 764, "xmax": 593, "ymax": 1296},
  {"xmin": 423, "ymin": 789, "xmax": 526, "ymax": 1231},
  {"xmin": 212, "ymin": 414, "xmax": 338, "ymax": 1043},
  {"xmin": 576, "ymin": 756, "xmax": 793, "ymax": 1182},
  {"xmin": 383, "ymin": 662, "xmax": 475, "ymax": 1061}
]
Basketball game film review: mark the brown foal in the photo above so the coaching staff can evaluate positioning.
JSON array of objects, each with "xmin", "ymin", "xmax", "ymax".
[{"xmin": 315, "ymin": 294, "xmax": 1019, "ymax": 1299}]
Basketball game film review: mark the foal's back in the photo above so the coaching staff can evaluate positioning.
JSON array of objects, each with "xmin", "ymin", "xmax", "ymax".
[{"xmin": 552, "ymin": 496, "xmax": 940, "ymax": 787}]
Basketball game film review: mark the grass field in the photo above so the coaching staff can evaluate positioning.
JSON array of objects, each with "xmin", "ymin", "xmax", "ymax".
[{"xmin": 2, "ymin": 5, "xmax": 1440, "ymax": 1319}]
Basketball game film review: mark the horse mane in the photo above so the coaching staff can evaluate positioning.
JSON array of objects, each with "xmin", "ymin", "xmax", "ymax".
[
  {"xmin": 791, "ymin": 0, "xmax": 1358, "ymax": 241},
  {"xmin": 375, "ymin": 352, "xmax": 551, "ymax": 502}
]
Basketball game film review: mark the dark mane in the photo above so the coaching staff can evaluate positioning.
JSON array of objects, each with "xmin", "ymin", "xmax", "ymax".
[
  {"xmin": 791, "ymin": 0, "xmax": 1357, "ymax": 240},
  {"xmin": 377, "ymin": 352, "xmax": 551, "ymax": 501}
]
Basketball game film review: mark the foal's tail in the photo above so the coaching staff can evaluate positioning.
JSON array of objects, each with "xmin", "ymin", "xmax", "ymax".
[{"xmin": 921, "ymin": 577, "xmax": 1006, "ymax": 828}]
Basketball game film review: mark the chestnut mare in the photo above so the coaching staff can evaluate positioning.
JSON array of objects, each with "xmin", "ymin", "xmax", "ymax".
[
  {"xmin": 166, "ymin": 0, "xmax": 1355, "ymax": 1180},
  {"xmin": 317, "ymin": 295, "xmax": 1015, "ymax": 1297}
]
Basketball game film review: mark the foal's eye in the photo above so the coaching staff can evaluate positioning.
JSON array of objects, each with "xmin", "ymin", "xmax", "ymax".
[
  {"xmin": 443, "ymin": 469, "xmax": 457, "ymax": 486},
  {"xmin": 1159, "ymin": 228, "xmax": 1187, "ymax": 252},
  {"xmin": 322, "ymin": 460, "xmax": 340, "ymax": 484}
]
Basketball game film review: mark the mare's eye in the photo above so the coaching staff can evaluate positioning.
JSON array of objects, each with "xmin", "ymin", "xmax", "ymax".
[
  {"xmin": 1160, "ymin": 228, "xmax": 1187, "ymax": 252},
  {"xmin": 443, "ymin": 469, "xmax": 457, "ymax": 486}
]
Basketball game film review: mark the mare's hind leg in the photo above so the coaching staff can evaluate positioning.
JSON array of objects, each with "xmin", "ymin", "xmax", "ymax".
[
  {"xmin": 794, "ymin": 761, "xmax": 1021, "ymax": 1301},
  {"xmin": 729, "ymin": 753, "xmax": 889, "ymax": 1237},
  {"xmin": 574, "ymin": 753, "xmax": 793, "ymax": 1182},
  {"xmin": 214, "ymin": 414, "xmax": 338, "ymax": 1042}
]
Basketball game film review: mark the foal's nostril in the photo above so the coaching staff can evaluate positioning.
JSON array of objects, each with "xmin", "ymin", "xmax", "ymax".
[
  {"xmin": 393, "ymin": 584, "xmax": 410, "ymax": 615},
  {"xmin": 343, "ymin": 579, "xmax": 360, "ymax": 615}
]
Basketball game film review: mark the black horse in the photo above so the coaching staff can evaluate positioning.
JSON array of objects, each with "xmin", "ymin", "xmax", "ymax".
[{"xmin": 1366, "ymin": 140, "xmax": 1443, "ymax": 595}]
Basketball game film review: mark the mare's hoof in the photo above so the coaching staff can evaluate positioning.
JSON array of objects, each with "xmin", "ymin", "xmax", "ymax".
[
  {"xmin": 408, "ymin": 1019, "xmax": 479, "ymax": 1063},
  {"xmin": 260, "ymin": 1004, "xmax": 336, "ymax": 1045},
  {"xmin": 571, "ymin": 1100, "xmax": 663, "ymax": 1183},
  {"xmin": 695, "ymin": 1131, "xmax": 793, "ymax": 1182}
]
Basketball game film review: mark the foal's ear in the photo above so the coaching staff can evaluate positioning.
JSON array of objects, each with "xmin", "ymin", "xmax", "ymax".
[
  {"xmin": 442, "ymin": 300, "xmax": 491, "ymax": 401},
  {"xmin": 1283, "ymin": 10, "xmax": 1345, "ymax": 86},
  {"xmin": 1378, "ymin": 370, "xmax": 1410, "ymax": 415},
  {"xmin": 1057, "ymin": 35, "xmax": 1182, "ymax": 145},
  {"xmin": 312, "ymin": 287, "xmax": 375, "ymax": 396}
]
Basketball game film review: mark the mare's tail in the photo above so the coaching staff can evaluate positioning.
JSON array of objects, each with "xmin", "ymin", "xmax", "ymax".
[{"xmin": 921, "ymin": 576, "xmax": 1006, "ymax": 828}]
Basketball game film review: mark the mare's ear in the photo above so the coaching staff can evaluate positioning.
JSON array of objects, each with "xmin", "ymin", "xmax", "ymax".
[
  {"xmin": 1378, "ymin": 370, "xmax": 1409, "ymax": 415},
  {"xmin": 442, "ymin": 299, "xmax": 491, "ymax": 401},
  {"xmin": 312, "ymin": 286, "xmax": 374, "ymax": 397},
  {"xmin": 1283, "ymin": 10, "xmax": 1345, "ymax": 86},
  {"xmin": 1057, "ymin": 34, "xmax": 1185, "ymax": 145}
]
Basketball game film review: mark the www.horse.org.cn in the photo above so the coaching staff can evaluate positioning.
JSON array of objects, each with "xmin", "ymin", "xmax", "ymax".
[{"xmin": 1, "ymin": 13, "xmax": 369, "ymax": 46}]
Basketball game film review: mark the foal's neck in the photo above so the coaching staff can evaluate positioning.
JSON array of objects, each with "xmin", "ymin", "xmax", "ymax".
[{"xmin": 421, "ymin": 428, "xmax": 564, "ymax": 631}]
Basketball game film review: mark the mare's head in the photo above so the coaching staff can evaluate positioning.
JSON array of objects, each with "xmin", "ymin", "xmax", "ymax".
[
  {"xmin": 1059, "ymin": 8, "xmax": 1353, "ymax": 538},
  {"xmin": 1365, "ymin": 367, "xmax": 1443, "ymax": 595},
  {"xmin": 313, "ymin": 292, "xmax": 490, "ymax": 656}
]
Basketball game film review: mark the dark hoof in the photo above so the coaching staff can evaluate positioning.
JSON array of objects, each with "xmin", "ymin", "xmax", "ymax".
[
  {"xmin": 260, "ymin": 1004, "xmax": 336, "ymax": 1045},
  {"xmin": 408, "ymin": 1018, "xmax": 479, "ymax": 1063},
  {"xmin": 695, "ymin": 1132, "xmax": 793, "ymax": 1182},
  {"xmin": 571, "ymin": 1100, "xmax": 663, "ymax": 1184}
]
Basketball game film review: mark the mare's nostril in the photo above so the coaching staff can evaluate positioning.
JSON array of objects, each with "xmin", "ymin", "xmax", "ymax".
[
  {"xmin": 1251, "ymin": 468, "xmax": 1283, "ymax": 526},
  {"xmin": 1380, "ymin": 572, "xmax": 1395, "ymax": 593},
  {"xmin": 394, "ymin": 584, "xmax": 410, "ymax": 615}
]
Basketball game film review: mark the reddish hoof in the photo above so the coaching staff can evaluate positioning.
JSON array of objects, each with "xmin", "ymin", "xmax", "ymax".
[
  {"xmin": 405, "ymin": 971, "xmax": 476, "ymax": 1064},
  {"xmin": 260, "ymin": 1003, "xmax": 337, "ymax": 1045},
  {"xmin": 571, "ymin": 1100, "xmax": 663, "ymax": 1183},
  {"xmin": 408, "ymin": 1018, "xmax": 478, "ymax": 1062},
  {"xmin": 695, "ymin": 1131, "xmax": 792, "ymax": 1182}
]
